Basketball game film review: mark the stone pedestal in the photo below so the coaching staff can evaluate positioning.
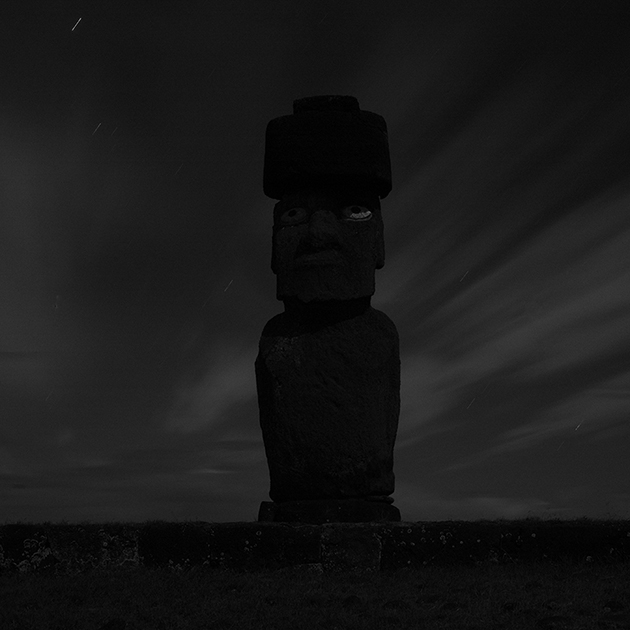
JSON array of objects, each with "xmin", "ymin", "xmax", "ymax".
[{"xmin": 258, "ymin": 499, "xmax": 401, "ymax": 524}]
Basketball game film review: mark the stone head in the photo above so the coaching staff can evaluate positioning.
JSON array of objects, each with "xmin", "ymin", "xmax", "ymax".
[{"xmin": 263, "ymin": 96, "xmax": 392, "ymax": 303}]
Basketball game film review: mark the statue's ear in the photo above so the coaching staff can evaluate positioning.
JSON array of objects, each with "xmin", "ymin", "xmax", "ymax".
[
  {"xmin": 270, "ymin": 201, "xmax": 282, "ymax": 275},
  {"xmin": 271, "ymin": 230, "xmax": 278, "ymax": 275},
  {"xmin": 375, "ymin": 203, "xmax": 385, "ymax": 269},
  {"xmin": 376, "ymin": 233, "xmax": 385, "ymax": 269}
]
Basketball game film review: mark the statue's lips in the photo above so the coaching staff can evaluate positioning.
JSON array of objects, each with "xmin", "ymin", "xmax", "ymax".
[{"xmin": 294, "ymin": 249, "xmax": 344, "ymax": 266}]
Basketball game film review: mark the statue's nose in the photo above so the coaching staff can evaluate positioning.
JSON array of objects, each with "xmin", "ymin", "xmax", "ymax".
[{"xmin": 306, "ymin": 210, "xmax": 341, "ymax": 249}]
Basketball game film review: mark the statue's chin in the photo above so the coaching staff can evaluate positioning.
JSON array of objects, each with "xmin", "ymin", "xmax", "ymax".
[
  {"xmin": 276, "ymin": 271, "xmax": 375, "ymax": 303},
  {"xmin": 279, "ymin": 288, "xmax": 373, "ymax": 302},
  {"xmin": 290, "ymin": 292, "xmax": 367, "ymax": 303},
  {"xmin": 293, "ymin": 250, "xmax": 344, "ymax": 266}
]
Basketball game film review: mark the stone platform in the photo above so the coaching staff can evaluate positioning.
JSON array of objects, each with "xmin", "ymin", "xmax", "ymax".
[{"xmin": 1, "ymin": 520, "xmax": 629, "ymax": 573}]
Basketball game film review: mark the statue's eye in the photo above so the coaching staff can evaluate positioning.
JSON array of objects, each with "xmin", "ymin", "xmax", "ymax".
[
  {"xmin": 341, "ymin": 205, "xmax": 372, "ymax": 221},
  {"xmin": 279, "ymin": 207, "xmax": 308, "ymax": 225}
]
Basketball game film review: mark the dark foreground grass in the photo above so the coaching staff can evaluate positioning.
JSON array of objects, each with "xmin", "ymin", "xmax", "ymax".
[{"xmin": 2, "ymin": 561, "xmax": 630, "ymax": 630}]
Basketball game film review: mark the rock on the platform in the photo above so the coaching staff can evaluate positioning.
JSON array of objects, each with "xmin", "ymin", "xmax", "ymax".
[{"xmin": 320, "ymin": 525, "xmax": 382, "ymax": 573}]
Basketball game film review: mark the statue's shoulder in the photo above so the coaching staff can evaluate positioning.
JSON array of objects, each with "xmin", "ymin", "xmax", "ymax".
[
  {"xmin": 260, "ymin": 312, "xmax": 300, "ymax": 338},
  {"xmin": 365, "ymin": 307, "xmax": 399, "ymax": 338}
]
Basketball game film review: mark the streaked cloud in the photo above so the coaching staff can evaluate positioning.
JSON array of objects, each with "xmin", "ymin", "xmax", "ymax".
[
  {"xmin": 2, "ymin": 0, "xmax": 628, "ymax": 522},
  {"xmin": 163, "ymin": 342, "xmax": 257, "ymax": 434}
]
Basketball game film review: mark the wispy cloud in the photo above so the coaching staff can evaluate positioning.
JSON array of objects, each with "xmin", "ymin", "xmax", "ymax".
[
  {"xmin": 429, "ymin": 373, "xmax": 630, "ymax": 477},
  {"xmin": 394, "ymin": 481, "xmax": 555, "ymax": 521},
  {"xmin": 164, "ymin": 341, "xmax": 257, "ymax": 433},
  {"xmin": 497, "ymin": 382, "xmax": 630, "ymax": 453}
]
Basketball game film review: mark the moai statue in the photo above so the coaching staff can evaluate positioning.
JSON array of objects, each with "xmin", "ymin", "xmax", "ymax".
[{"xmin": 256, "ymin": 95, "xmax": 401, "ymax": 523}]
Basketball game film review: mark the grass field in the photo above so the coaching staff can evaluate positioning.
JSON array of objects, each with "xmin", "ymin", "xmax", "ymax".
[
  {"xmin": 2, "ymin": 518, "xmax": 629, "ymax": 629},
  {"xmin": 2, "ymin": 560, "xmax": 630, "ymax": 629}
]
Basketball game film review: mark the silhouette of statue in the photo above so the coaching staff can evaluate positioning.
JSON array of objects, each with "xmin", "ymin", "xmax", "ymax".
[{"xmin": 256, "ymin": 96, "xmax": 401, "ymax": 523}]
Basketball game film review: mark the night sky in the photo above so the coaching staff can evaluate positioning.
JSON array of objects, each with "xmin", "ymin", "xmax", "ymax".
[{"xmin": 2, "ymin": 1, "xmax": 629, "ymax": 523}]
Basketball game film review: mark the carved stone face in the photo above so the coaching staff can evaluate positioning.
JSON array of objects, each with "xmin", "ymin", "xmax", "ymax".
[{"xmin": 271, "ymin": 185, "xmax": 384, "ymax": 302}]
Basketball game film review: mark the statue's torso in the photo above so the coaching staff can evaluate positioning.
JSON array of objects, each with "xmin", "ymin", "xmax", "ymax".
[{"xmin": 255, "ymin": 306, "xmax": 400, "ymax": 501}]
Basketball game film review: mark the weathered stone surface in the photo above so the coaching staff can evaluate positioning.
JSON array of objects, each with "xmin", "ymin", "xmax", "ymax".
[
  {"xmin": 255, "ymin": 301, "xmax": 400, "ymax": 503},
  {"xmin": 2, "ymin": 521, "xmax": 630, "ymax": 574},
  {"xmin": 139, "ymin": 522, "xmax": 322, "ymax": 571},
  {"xmin": 320, "ymin": 525, "xmax": 383, "ymax": 572},
  {"xmin": 257, "ymin": 96, "xmax": 400, "ymax": 522},
  {"xmin": 258, "ymin": 500, "xmax": 401, "ymax": 524}
]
